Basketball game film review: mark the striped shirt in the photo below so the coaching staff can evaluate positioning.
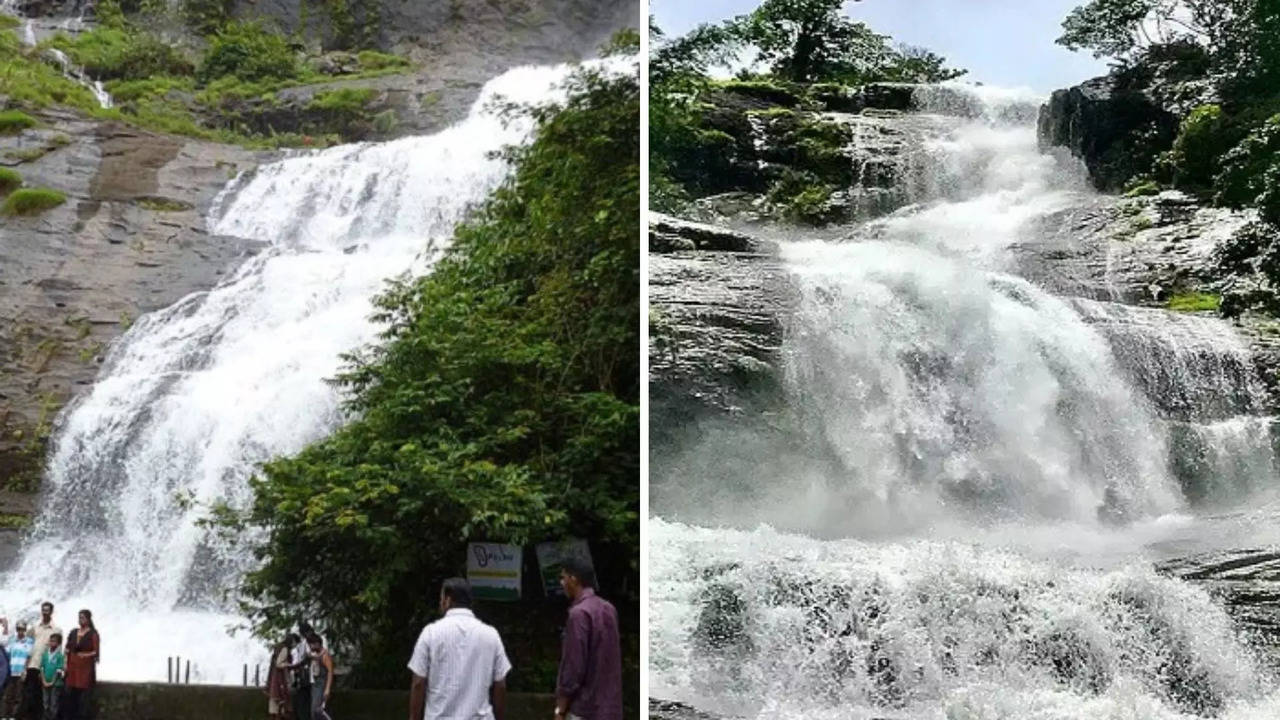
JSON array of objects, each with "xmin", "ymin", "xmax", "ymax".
[
  {"xmin": 408, "ymin": 609, "xmax": 512, "ymax": 720},
  {"xmin": 6, "ymin": 635, "xmax": 33, "ymax": 676}
]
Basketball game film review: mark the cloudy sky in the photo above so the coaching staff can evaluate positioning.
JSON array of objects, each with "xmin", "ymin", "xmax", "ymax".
[{"xmin": 651, "ymin": 0, "xmax": 1112, "ymax": 93}]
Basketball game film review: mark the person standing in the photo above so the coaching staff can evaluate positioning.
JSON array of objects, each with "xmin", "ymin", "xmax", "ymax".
[
  {"xmin": 267, "ymin": 634, "xmax": 298, "ymax": 720},
  {"xmin": 61, "ymin": 611, "xmax": 97, "ymax": 720},
  {"xmin": 554, "ymin": 558, "xmax": 623, "ymax": 720},
  {"xmin": 407, "ymin": 578, "xmax": 512, "ymax": 720},
  {"xmin": 37, "ymin": 634, "xmax": 63, "ymax": 720},
  {"xmin": 21, "ymin": 604, "xmax": 59, "ymax": 720},
  {"xmin": 290, "ymin": 623, "xmax": 313, "ymax": 720},
  {"xmin": 306, "ymin": 635, "xmax": 334, "ymax": 720},
  {"xmin": 3, "ymin": 622, "xmax": 32, "ymax": 720}
]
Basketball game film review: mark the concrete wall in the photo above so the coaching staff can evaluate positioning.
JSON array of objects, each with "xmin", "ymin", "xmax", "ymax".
[{"xmin": 92, "ymin": 682, "xmax": 554, "ymax": 720}]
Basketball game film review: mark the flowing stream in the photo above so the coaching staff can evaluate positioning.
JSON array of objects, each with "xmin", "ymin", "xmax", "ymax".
[
  {"xmin": 651, "ymin": 84, "xmax": 1280, "ymax": 719},
  {"xmin": 0, "ymin": 62, "xmax": 592, "ymax": 683},
  {"xmin": 1, "ymin": 0, "xmax": 112, "ymax": 107}
]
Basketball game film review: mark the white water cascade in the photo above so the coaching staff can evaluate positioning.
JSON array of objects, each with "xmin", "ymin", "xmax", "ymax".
[
  {"xmin": 1, "ymin": 0, "xmax": 112, "ymax": 107},
  {"xmin": 0, "ymin": 62, "xmax": 593, "ymax": 683},
  {"xmin": 652, "ymin": 84, "xmax": 1280, "ymax": 719}
]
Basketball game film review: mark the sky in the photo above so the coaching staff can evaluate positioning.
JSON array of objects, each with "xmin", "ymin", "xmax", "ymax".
[{"xmin": 651, "ymin": 0, "xmax": 1112, "ymax": 93}]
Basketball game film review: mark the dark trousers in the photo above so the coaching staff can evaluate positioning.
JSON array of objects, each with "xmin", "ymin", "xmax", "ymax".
[
  {"xmin": 59, "ymin": 688, "xmax": 90, "ymax": 720},
  {"xmin": 292, "ymin": 685, "xmax": 312, "ymax": 720},
  {"xmin": 18, "ymin": 669, "xmax": 42, "ymax": 720}
]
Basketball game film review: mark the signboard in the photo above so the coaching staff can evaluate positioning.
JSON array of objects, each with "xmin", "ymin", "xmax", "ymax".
[
  {"xmin": 535, "ymin": 538, "xmax": 592, "ymax": 597},
  {"xmin": 466, "ymin": 543, "xmax": 522, "ymax": 601}
]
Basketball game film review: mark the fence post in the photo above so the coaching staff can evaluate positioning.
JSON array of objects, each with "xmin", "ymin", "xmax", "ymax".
[
  {"xmin": 254, "ymin": 664, "xmax": 260, "ymax": 687},
  {"xmin": 167, "ymin": 657, "xmax": 172, "ymax": 684},
  {"xmin": 175, "ymin": 656, "xmax": 181, "ymax": 684},
  {"xmin": 185, "ymin": 659, "xmax": 190, "ymax": 684}
]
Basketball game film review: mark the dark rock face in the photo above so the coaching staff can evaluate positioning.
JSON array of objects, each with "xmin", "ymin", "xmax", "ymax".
[
  {"xmin": 1038, "ymin": 76, "xmax": 1179, "ymax": 191},
  {"xmin": 233, "ymin": 0, "xmax": 635, "ymax": 61},
  {"xmin": 0, "ymin": 112, "xmax": 262, "ymax": 491}
]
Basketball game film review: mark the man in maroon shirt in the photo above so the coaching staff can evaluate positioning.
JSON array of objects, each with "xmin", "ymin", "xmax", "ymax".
[{"xmin": 554, "ymin": 557, "xmax": 623, "ymax": 720}]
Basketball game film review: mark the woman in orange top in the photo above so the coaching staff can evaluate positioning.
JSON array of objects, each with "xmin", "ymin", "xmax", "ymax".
[{"xmin": 62, "ymin": 610, "xmax": 98, "ymax": 720}]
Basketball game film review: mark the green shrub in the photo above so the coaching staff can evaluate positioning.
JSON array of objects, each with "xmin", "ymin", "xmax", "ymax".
[
  {"xmin": 0, "ymin": 109, "xmax": 37, "ymax": 134},
  {"xmin": 371, "ymin": 108, "xmax": 396, "ymax": 134},
  {"xmin": 199, "ymin": 21, "xmax": 300, "ymax": 83},
  {"xmin": 1167, "ymin": 292, "xmax": 1221, "ymax": 312},
  {"xmin": 767, "ymin": 168, "xmax": 836, "ymax": 224},
  {"xmin": 1, "ymin": 187, "xmax": 66, "ymax": 216},
  {"xmin": 0, "ymin": 14, "xmax": 19, "ymax": 30},
  {"xmin": 1216, "ymin": 114, "xmax": 1280, "ymax": 208},
  {"xmin": 0, "ymin": 167, "xmax": 21, "ymax": 193},
  {"xmin": 1166, "ymin": 104, "xmax": 1229, "ymax": 191},
  {"xmin": 307, "ymin": 86, "xmax": 374, "ymax": 113},
  {"xmin": 356, "ymin": 50, "xmax": 408, "ymax": 72},
  {"xmin": 713, "ymin": 79, "xmax": 801, "ymax": 106},
  {"xmin": 1123, "ymin": 179, "xmax": 1161, "ymax": 197},
  {"xmin": 50, "ymin": 27, "xmax": 194, "ymax": 80}
]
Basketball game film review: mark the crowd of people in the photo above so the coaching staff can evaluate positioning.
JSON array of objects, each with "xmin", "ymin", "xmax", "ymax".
[
  {"xmin": 0, "ymin": 557, "xmax": 616, "ymax": 720},
  {"xmin": 0, "ymin": 604, "xmax": 99, "ymax": 720},
  {"xmin": 265, "ymin": 557, "xmax": 623, "ymax": 720}
]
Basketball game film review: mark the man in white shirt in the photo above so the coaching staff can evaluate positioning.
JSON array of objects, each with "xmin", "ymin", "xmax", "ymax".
[{"xmin": 407, "ymin": 578, "xmax": 512, "ymax": 720}]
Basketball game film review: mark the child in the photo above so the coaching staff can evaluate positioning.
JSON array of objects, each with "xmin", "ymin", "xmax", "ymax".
[
  {"xmin": 3, "ymin": 622, "xmax": 32, "ymax": 720},
  {"xmin": 38, "ymin": 634, "xmax": 63, "ymax": 720}
]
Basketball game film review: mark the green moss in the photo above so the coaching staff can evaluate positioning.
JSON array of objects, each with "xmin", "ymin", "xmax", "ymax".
[
  {"xmin": 1167, "ymin": 292, "xmax": 1222, "ymax": 312},
  {"xmin": 0, "ymin": 514, "xmax": 31, "ymax": 530},
  {"xmin": 136, "ymin": 196, "xmax": 193, "ymax": 211},
  {"xmin": 712, "ymin": 79, "xmax": 800, "ymax": 106},
  {"xmin": 420, "ymin": 90, "xmax": 442, "ymax": 108},
  {"xmin": 371, "ymin": 108, "xmax": 396, "ymax": 134},
  {"xmin": 1, "ymin": 187, "xmax": 67, "ymax": 216},
  {"xmin": 745, "ymin": 107, "xmax": 798, "ymax": 119},
  {"xmin": 0, "ymin": 109, "xmax": 37, "ymax": 134},
  {"xmin": 0, "ymin": 14, "xmax": 20, "ymax": 30},
  {"xmin": 5, "ymin": 146, "xmax": 51, "ymax": 162},
  {"xmin": 0, "ymin": 167, "xmax": 21, "ymax": 194},
  {"xmin": 307, "ymin": 86, "xmax": 375, "ymax": 113},
  {"xmin": 1132, "ymin": 216, "xmax": 1154, "ymax": 231},
  {"xmin": 356, "ymin": 50, "xmax": 408, "ymax": 71},
  {"xmin": 767, "ymin": 169, "xmax": 837, "ymax": 224},
  {"xmin": 1123, "ymin": 180, "xmax": 1161, "ymax": 197}
]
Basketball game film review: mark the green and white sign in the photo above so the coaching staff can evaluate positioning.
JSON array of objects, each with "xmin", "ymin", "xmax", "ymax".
[
  {"xmin": 467, "ymin": 542, "xmax": 522, "ymax": 601},
  {"xmin": 535, "ymin": 538, "xmax": 592, "ymax": 597}
]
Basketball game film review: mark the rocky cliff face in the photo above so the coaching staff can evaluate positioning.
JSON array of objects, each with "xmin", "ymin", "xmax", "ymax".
[
  {"xmin": 236, "ymin": 0, "xmax": 635, "ymax": 63},
  {"xmin": 0, "ymin": 110, "xmax": 263, "ymax": 492}
]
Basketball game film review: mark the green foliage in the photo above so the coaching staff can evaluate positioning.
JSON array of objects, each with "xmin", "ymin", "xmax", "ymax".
[
  {"xmin": 1215, "ymin": 114, "xmax": 1280, "ymax": 208},
  {"xmin": 712, "ymin": 79, "xmax": 800, "ymax": 106},
  {"xmin": 355, "ymin": 50, "xmax": 408, "ymax": 72},
  {"xmin": 767, "ymin": 168, "xmax": 837, "ymax": 224},
  {"xmin": 306, "ymin": 86, "xmax": 374, "ymax": 112},
  {"xmin": 0, "ymin": 109, "xmax": 37, "ymax": 134},
  {"xmin": 1123, "ymin": 179, "xmax": 1162, "ymax": 197},
  {"xmin": 1166, "ymin": 291, "xmax": 1221, "ymax": 312},
  {"xmin": 218, "ymin": 62, "xmax": 639, "ymax": 683},
  {"xmin": 48, "ymin": 27, "xmax": 194, "ymax": 81},
  {"xmin": 1165, "ymin": 104, "xmax": 1228, "ymax": 191},
  {"xmin": 735, "ymin": 0, "xmax": 964, "ymax": 83},
  {"xmin": 199, "ymin": 21, "xmax": 301, "ymax": 83},
  {"xmin": 0, "ymin": 167, "xmax": 21, "ymax": 193},
  {"xmin": 0, "ymin": 13, "xmax": 20, "ymax": 30},
  {"xmin": 1, "ymin": 187, "xmax": 66, "ymax": 216},
  {"xmin": 0, "ymin": 513, "xmax": 31, "ymax": 529}
]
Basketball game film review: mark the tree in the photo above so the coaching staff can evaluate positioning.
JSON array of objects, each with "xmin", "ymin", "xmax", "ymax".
[
  {"xmin": 1057, "ymin": 0, "xmax": 1217, "ymax": 60},
  {"xmin": 215, "ymin": 56, "xmax": 639, "ymax": 688},
  {"xmin": 736, "ymin": 0, "xmax": 889, "ymax": 82}
]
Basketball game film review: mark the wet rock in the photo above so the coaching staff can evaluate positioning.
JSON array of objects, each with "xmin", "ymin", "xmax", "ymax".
[
  {"xmin": 1038, "ymin": 76, "xmax": 1178, "ymax": 191},
  {"xmin": 0, "ymin": 116, "xmax": 262, "ymax": 493}
]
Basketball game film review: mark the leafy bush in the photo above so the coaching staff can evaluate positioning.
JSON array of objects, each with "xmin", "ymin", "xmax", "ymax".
[
  {"xmin": 1166, "ymin": 104, "xmax": 1228, "ymax": 191},
  {"xmin": 1, "ymin": 187, "xmax": 66, "ymax": 215},
  {"xmin": 767, "ymin": 168, "xmax": 836, "ymax": 224},
  {"xmin": 1122, "ymin": 179, "xmax": 1161, "ymax": 197},
  {"xmin": 0, "ymin": 109, "xmax": 37, "ymax": 134},
  {"xmin": 199, "ymin": 21, "xmax": 300, "ymax": 83},
  {"xmin": 0, "ymin": 167, "xmax": 21, "ymax": 193},
  {"xmin": 180, "ymin": 0, "xmax": 235, "ymax": 35},
  {"xmin": 1215, "ymin": 114, "xmax": 1280, "ymax": 207},
  {"xmin": 50, "ymin": 27, "xmax": 194, "ymax": 80}
]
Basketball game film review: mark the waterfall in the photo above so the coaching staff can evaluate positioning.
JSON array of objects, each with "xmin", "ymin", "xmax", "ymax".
[
  {"xmin": 1, "ymin": 0, "xmax": 112, "ymax": 108},
  {"xmin": 0, "ymin": 62, "xmax": 595, "ymax": 683},
  {"xmin": 652, "ymin": 83, "xmax": 1280, "ymax": 717}
]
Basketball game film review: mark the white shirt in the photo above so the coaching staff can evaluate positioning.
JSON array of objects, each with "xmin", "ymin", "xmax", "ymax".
[{"xmin": 407, "ymin": 609, "xmax": 512, "ymax": 720}]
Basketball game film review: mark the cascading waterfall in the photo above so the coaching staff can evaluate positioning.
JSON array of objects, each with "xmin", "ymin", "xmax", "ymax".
[
  {"xmin": 652, "ymin": 83, "xmax": 1280, "ymax": 718},
  {"xmin": 0, "ymin": 62, "xmax": 594, "ymax": 683}
]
